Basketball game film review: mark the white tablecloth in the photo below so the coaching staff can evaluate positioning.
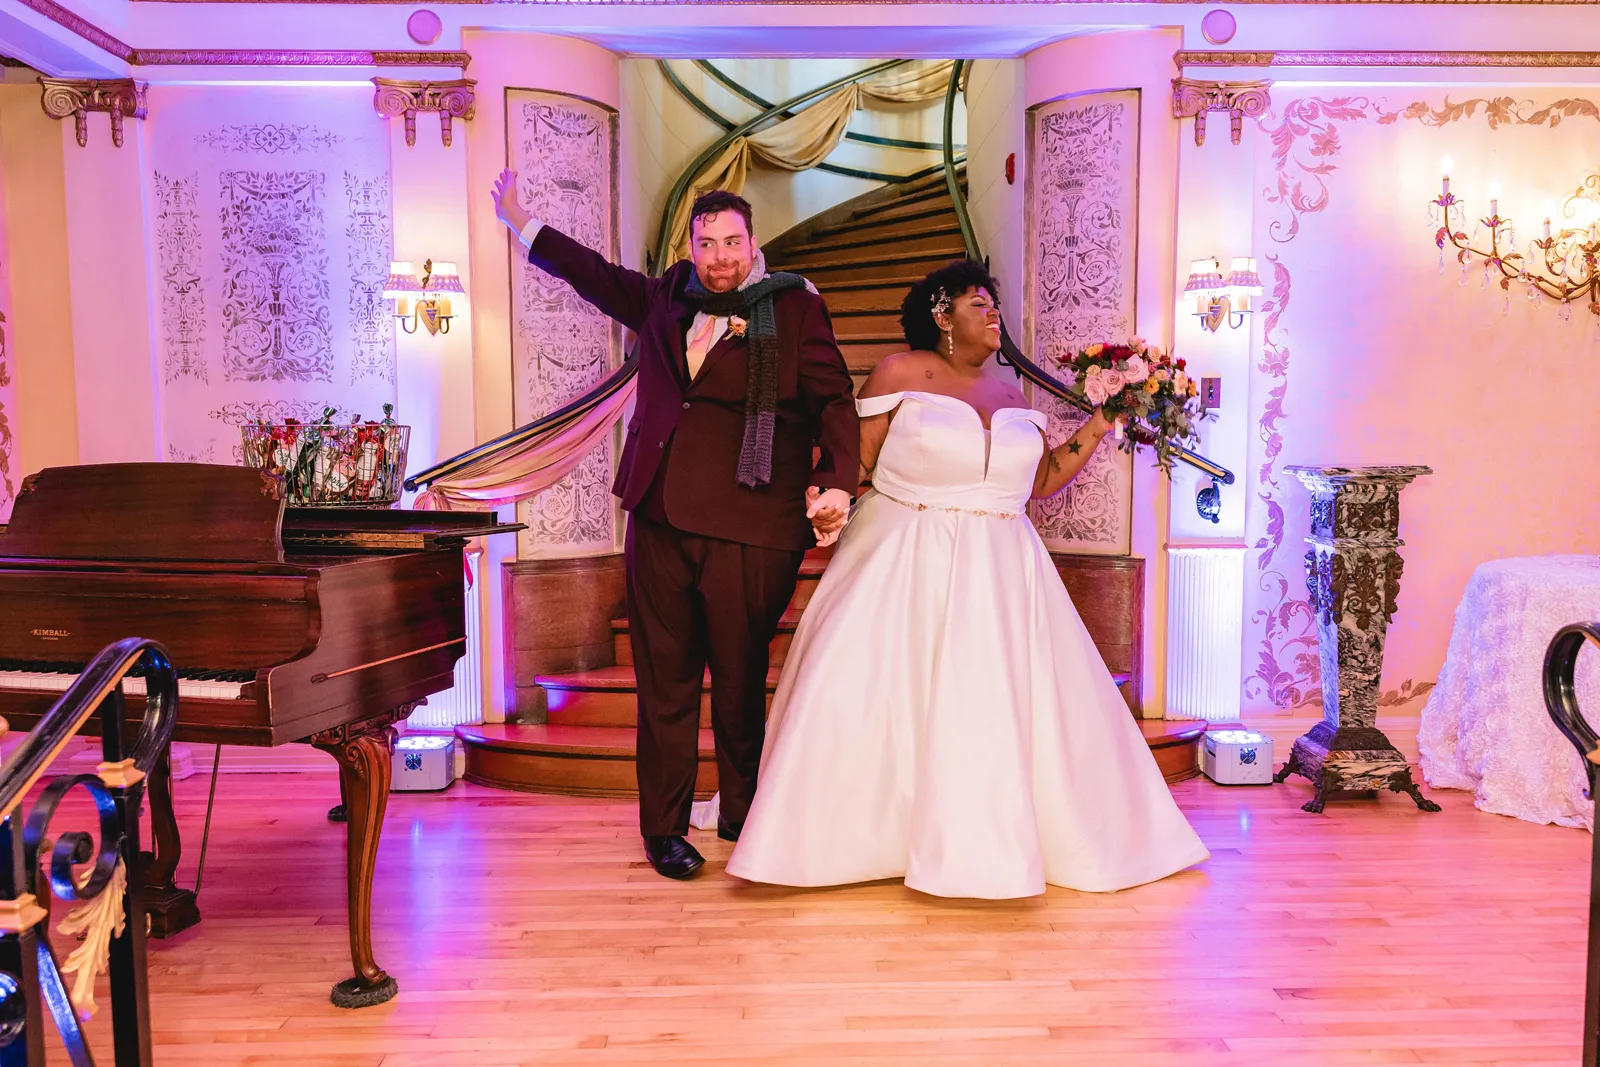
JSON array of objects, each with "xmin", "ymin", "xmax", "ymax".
[{"xmin": 1419, "ymin": 556, "xmax": 1600, "ymax": 830}]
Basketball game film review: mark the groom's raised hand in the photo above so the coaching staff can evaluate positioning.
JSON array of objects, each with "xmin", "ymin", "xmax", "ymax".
[
  {"xmin": 493, "ymin": 168, "xmax": 534, "ymax": 235},
  {"xmin": 807, "ymin": 487, "xmax": 851, "ymax": 547}
]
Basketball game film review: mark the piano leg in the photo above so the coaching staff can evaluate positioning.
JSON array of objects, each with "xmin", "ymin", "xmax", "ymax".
[
  {"xmin": 312, "ymin": 715, "xmax": 403, "ymax": 1009},
  {"xmin": 139, "ymin": 747, "xmax": 201, "ymax": 938}
]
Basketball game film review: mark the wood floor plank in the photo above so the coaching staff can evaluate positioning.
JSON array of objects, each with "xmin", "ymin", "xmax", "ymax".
[{"xmin": 32, "ymin": 709, "xmax": 1594, "ymax": 1064}]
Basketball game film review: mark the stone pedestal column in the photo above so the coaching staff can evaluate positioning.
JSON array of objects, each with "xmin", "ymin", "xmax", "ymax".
[{"xmin": 1273, "ymin": 465, "xmax": 1438, "ymax": 814}]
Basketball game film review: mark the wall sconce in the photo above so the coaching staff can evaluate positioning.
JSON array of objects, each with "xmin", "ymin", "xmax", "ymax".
[
  {"xmin": 1184, "ymin": 257, "xmax": 1264, "ymax": 332},
  {"xmin": 383, "ymin": 259, "xmax": 465, "ymax": 335}
]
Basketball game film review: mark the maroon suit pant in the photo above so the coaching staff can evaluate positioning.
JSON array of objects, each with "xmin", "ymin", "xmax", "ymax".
[{"xmin": 626, "ymin": 513, "xmax": 805, "ymax": 837}]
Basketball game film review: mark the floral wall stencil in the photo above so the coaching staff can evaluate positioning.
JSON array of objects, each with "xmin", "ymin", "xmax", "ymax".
[
  {"xmin": 1025, "ymin": 90, "xmax": 1137, "ymax": 554},
  {"xmin": 1239, "ymin": 91, "xmax": 1600, "ymax": 713},
  {"xmin": 149, "ymin": 87, "xmax": 395, "ymax": 467},
  {"xmin": 508, "ymin": 90, "xmax": 622, "ymax": 558}
]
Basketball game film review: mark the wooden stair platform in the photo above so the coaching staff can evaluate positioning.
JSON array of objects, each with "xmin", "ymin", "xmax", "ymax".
[{"xmin": 459, "ymin": 718, "xmax": 1206, "ymax": 797}]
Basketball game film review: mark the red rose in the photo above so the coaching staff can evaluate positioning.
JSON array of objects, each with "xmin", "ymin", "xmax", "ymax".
[{"xmin": 1175, "ymin": 358, "xmax": 1187, "ymax": 370}]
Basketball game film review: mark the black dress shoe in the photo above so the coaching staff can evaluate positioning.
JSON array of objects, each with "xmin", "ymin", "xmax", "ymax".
[
  {"xmin": 717, "ymin": 822, "xmax": 741, "ymax": 842},
  {"xmin": 643, "ymin": 835, "xmax": 705, "ymax": 879}
]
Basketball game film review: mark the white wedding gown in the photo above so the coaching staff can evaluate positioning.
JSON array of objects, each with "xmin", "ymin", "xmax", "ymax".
[{"xmin": 724, "ymin": 391, "xmax": 1209, "ymax": 898}]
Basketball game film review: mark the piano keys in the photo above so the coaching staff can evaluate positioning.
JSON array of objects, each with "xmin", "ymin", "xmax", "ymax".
[{"xmin": 0, "ymin": 462, "xmax": 519, "ymax": 1008}]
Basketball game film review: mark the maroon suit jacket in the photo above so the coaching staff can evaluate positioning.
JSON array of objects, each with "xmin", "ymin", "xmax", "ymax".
[{"xmin": 527, "ymin": 226, "xmax": 860, "ymax": 552}]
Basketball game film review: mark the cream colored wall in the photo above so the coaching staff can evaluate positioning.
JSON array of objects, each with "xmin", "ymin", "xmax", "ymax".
[
  {"xmin": 0, "ymin": 85, "xmax": 78, "ymax": 479},
  {"xmin": 1024, "ymin": 29, "xmax": 1185, "ymax": 719},
  {"xmin": 963, "ymin": 59, "xmax": 1026, "ymax": 381}
]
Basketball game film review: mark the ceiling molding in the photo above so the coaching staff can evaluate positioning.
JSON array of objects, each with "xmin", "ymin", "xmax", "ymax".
[
  {"xmin": 15, "ymin": 0, "xmax": 469, "ymax": 67},
  {"xmin": 1177, "ymin": 49, "xmax": 1600, "ymax": 67}
]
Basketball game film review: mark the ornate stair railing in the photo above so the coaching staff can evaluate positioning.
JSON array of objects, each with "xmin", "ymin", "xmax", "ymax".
[
  {"xmin": 1543, "ymin": 623, "xmax": 1600, "ymax": 1067},
  {"xmin": 939, "ymin": 60, "xmax": 1235, "ymax": 490},
  {"xmin": 0, "ymin": 637, "xmax": 178, "ymax": 1066}
]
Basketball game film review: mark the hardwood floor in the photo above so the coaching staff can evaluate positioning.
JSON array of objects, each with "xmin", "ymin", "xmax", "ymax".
[{"xmin": 50, "ymin": 712, "xmax": 1593, "ymax": 1065}]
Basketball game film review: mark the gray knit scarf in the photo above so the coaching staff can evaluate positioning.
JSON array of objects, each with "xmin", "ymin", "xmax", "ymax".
[{"xmin": 684, "ymin": 268, "xmax": 807, "ymax": 488}]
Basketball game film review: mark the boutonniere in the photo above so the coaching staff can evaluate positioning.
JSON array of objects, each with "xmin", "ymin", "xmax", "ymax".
[{"xmin": 727, "ymin": 315, "xmax": 748, "ymax": 338}]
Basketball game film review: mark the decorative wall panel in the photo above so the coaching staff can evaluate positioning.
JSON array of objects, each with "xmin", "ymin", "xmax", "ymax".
[
  {"xmin": 507, "ymin": 89, "xmax": 621, "ymax": 559},
  {"xmin": 1024, "ymin": 90, "xmax": 1138, "ymax": 554},
  {"xmin": 0, "ymin": 206, "xmax": 14, "ymax": 523},
  {"xmin": 150, "ymin": 87, "xmax": 395, "ymax": 464}
]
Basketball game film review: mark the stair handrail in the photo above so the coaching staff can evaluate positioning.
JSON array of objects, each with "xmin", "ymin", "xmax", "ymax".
[
  {"xmin": 0, "ymin": 636, "xmax": 179, "ymax": 1064},
  {"xmin": 939, "ymin": 61, "xmax": 1235, "ymax": 487},
  {"xmin": 651, "ymin": 58, "xmax": 911, "ymax": 274}
]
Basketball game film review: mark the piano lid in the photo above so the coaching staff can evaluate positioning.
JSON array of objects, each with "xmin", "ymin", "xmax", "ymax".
[
  {"xmin": 0, "ymin": 463, "xmax": 524, "ymax": 563},
  {"xmin": 0, "ymin": 463, "xmax": 287, "ymax": 563}
]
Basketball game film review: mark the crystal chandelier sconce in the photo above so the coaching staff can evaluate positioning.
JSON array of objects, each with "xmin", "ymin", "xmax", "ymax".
[
  {"xmin": 1429, "ymin": 155, "xmax": 1600, "ymax": 324},
  {"xmin": 384, "ymin": 259, "xmax": 466, "ymax": 335},
  {"xmin": 1184, "ymin": 257, "xmax": 1263, "ymax": 332}
]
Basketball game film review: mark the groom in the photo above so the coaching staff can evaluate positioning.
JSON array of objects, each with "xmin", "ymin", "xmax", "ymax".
[{"xmin": 493, "ymin": 171, "xmax": 858, "ymax": 879}]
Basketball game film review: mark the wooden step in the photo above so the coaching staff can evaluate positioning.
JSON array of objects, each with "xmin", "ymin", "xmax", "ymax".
[
  {"xmin": 830, "ymin": 309, "xmax": 906, "ymax": 336},
  {"xmin": 539, "ymin": 654, "xmax": 1135, "ymax": 730},
  {"xmin": 457, "ymin": 715, "xmax": 1200, "ymax": 799},
  {"xmin": 457, "ymin": 723, "xmax": 718, "ymax": 799},
  {"xmin": 538, "ymin": 664, "xmax": 784, "ymax": 728},
  {"xmin": 814, "ymin": 285, "xmax": 918, "ymax": 314},
  {"xmin": 778, "ymin": 244, "xmax": 967, "ymax": 276},
  {"xmin": 776, "ymin": 220, "xmax": 966, "ymax": 260},
  {"xmin": 812, "ymin": 201, "xmax": 962, "ymax": 242},
  {"xmin": 841, "ymin": 340, "xmax": 908, "ymax": 372},
  {"xmin": 614, "ymin": 608, "xmax": 805, "ymax": 668},
  {"xmin": 851, "ymin": 182, "xmax": 963, "ymax": 221}
]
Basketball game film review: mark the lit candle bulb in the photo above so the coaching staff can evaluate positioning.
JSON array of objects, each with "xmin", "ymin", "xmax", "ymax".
[
  {"xmin": 1439, "ymin": 154, "xmax": 1453, "ymax": 196},
  {"xmin": 1487, "ymin": 180, "xmax": 1502, "ymax": 219},
  {"xmin": 1544, "ymin": 217, "xmax": 1552, "ymax": 240}
]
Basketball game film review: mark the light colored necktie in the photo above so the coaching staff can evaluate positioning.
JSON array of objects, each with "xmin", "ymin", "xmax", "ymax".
[{"xmin": 685, "ymin": 315, "xmax": 717, "ymax": 380}]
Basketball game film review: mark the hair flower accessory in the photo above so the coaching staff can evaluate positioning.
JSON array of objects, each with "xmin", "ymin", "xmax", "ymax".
[{"xmin": 930, "ymin": 288, "xmax": 952, "ymax": 320}]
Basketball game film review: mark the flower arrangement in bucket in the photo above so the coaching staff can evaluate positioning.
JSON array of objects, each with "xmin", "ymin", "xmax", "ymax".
[
  {"xmin": 1054, "ymin": 340, "xmax": 1206, "ymax": 475},
  {"xmin": 241, "ymin": 404, "xmax": 410, "ymax": 507}
]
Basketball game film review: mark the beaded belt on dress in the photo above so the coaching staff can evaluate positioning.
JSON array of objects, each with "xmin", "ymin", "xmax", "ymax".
[{"xmin": 876, "ymin": 489, "xmax": 1020, "ymax": 520}]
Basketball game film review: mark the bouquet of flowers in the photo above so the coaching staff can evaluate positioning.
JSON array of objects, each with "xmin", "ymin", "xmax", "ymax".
[
  {"xmin": 1054, "ymin": 339, "xmax": 1206, "ymax": 475},
  {"xmin": 241, "ymin": 404, "xmax": 410, "ymax": 506}
]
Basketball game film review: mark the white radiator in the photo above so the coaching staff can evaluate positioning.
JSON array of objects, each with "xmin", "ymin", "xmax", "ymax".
[
  {"xmin": 1165, "ymin": 545, "xmax": 1247, "ymax": 722},
  {"xmin": 407, "ymin": 549, "xmax": 485, "ymax": 729}
]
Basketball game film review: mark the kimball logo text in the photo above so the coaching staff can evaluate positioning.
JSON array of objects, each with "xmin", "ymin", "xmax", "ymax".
[{"xmin": 31, "ymin": 629, "xmax": 70, "ymax": 639}]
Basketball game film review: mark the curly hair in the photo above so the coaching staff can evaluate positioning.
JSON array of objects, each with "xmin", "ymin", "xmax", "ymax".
[
  {"xmin": 689, "ymin": 189, "xmax": 754, "ymax": 238},
  {"xmin": 899, "ymin": 259, "xmax": 1002, "ymax": 351}
]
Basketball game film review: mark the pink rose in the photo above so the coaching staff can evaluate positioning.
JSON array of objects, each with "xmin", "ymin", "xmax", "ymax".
[
  {"xmin": 1122, "ymin": 355, "xmax": 1149, "ymax": 384},
  {"xmin": 1084, "ymin": 374, "xmax": 1109, "ymax": 406},
  {"xmin": 1100, "ymin": 369, "xmax": 1126, "ymax": 396}
]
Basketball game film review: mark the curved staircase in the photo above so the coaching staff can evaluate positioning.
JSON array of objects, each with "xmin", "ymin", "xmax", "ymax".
[{"xmin": 457, "ymin": 168, "xmax": 1207, "ymax": 796}]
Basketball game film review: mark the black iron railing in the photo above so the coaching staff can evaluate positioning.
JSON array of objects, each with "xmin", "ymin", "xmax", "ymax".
[
  {"xmin": 0, "ymin": 637, "xmax": 179, "ymax": 1066},
  {"xmin": 1543, "ymin": 623, "xmax": 1600, "ymax": 1067}
]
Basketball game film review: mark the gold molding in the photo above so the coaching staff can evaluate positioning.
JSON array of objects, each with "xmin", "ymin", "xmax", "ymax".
[
  {"xmin": 373, "ymin": 78, "xmax": 476, "ymax": 147},
  {"xmin": 1171, "ymin": 78, "xmax": 1272, "ymax": 145},
  {"xmin": 1178, "ymin": 50, "xmax": 1600, "ymax": 68},
  {"xmin": 38, "ymin": 77, "xmax": 146, "ymax": 148},
  {"xmin": 0, "ymin": 894, "xmax": 47, "ymax": 934}
]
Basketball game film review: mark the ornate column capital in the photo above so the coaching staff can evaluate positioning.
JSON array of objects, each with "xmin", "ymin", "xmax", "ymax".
[
  {"xmin": 372, "ymin": 78, "xmax": 476, "ymax": 148},
  {"xmin": 38, "ymin": 77, "xmax": 147, "ymax": 148},
  {"xmin": 1170, "ymin": 78, "xmax": 1272, "ymax": 146}
]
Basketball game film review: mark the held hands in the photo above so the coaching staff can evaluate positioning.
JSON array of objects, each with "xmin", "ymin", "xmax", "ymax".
[
  {"xmin": 492, "ymin": 169, "xmax": 532, "ymax": 234},
  {"xmin": 806, "ymin": 487, "xmax": 851, "ymax": 547}
]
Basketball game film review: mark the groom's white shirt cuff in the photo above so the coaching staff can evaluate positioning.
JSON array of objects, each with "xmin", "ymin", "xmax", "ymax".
[{"xmin": 517, "ymin": 217, "xmax": 543, "ymax": 249}]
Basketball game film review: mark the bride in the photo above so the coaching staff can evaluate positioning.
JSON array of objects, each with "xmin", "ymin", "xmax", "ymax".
[{"xmin": 722, "ymin": 259, "xmax": 1209, "ymax": 899}]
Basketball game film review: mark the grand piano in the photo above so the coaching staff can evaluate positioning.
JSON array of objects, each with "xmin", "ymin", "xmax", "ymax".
[{"xmin": 0, "ymin": 462, "xmax": 516, "ymax": 1008}]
